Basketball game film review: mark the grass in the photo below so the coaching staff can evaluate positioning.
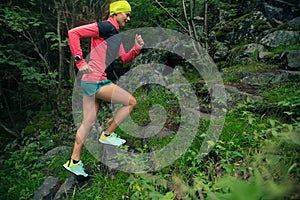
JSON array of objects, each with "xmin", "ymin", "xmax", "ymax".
[
  {"xmin": 1, "ymin": 109, "xmax": 299, "ymax": 199},
  {"xmin": 269, "ymin": 44, "xmax": 300, "ymax": 54},
  {"xmin": 222, "ymin": 63, "xmax": 277, "ymax": 74},
  {"xmin": 63, "ymin": 172, "xmax": 130, "ymax": 200},
  {"xmin": 261, "ymin": 79, "xmax": 300, "ymax": 102}
]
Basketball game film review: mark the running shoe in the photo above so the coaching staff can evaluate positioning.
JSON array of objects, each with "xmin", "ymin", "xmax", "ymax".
[
  {"xmin": 63, "ymin": 160, "xmax": 88, "ymax": 177},
  {"xmin": 99, "ymin": 132, "xmax": 126, "ymax": 146}
]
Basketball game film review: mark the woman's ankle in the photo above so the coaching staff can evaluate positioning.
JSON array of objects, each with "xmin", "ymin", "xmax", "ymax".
[{"xmin": 103, "ymin": 130, "xmax": 111, "ymax": 136}]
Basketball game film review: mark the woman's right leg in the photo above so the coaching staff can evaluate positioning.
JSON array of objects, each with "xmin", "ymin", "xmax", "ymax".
[
  {"xmin": 95, "ymin": 83, "xmax": 136, "ymax": 134},
  {"xmin": 71, "ymin": 95, "xmax": 100, "ymax": 161}
]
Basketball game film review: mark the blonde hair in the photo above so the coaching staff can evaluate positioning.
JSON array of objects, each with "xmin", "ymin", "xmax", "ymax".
[{"xmin": 102, "ymin": 0, "xmax": 117, "ymax": 20}]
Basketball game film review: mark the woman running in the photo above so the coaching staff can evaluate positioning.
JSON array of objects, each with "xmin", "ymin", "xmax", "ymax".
[{"xmin": 64, "ymin": 0, "xmax": 144, "ymax": 177}]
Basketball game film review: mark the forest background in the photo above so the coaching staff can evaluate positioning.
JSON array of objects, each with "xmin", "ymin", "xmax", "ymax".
[{"xmin": 0, "ymin": 0, "xmax": 299, "ymax": 199}]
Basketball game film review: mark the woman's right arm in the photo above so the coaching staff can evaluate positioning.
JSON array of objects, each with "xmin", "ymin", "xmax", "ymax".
[{"xmin": 68, "ymin": 22, "xmax": 99, "ymax": 69}]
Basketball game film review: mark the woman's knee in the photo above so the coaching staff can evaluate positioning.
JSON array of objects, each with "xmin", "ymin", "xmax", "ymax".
[
  {"xmin": 129, "ymin": 96, "xmax": 137, "ymax": 107},
  {"xmin": 82, "ymin": 118, "xmax": 96, "ymax": 128}
]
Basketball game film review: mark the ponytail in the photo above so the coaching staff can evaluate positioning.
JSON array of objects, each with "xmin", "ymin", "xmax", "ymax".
[{"xmin": 101, "ymin": 0, "xmax": 117, "ymax": 20}]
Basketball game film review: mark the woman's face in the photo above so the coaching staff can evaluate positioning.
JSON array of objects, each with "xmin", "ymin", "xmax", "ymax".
[{"xmin": 115, "ymin": 12, "xmax": 130, "ymax": 27}]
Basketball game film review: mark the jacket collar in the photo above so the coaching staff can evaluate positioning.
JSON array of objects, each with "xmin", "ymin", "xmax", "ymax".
[{"xmin": 107, "ymin": 17, "xmax": 119, "ymax": 31}]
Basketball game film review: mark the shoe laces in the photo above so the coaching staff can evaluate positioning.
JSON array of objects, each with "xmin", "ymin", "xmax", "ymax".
[
  {"xmin": 111, "ymin": 132, "xmax": 121, "ymax": 138},
  {"xmin": 78, "ymin": 161, "xmax": 84, "ymax": 167}
]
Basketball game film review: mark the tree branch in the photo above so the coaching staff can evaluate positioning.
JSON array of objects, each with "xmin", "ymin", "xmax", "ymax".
[
  {"xmin": 0, "ymin": 122, "xmax": 19, "ymax": 138},
  {"xmin": 182, "ymin": 0, "xmax": 193, "ymax": 37},
  {"xmin": 154, "ymin": 0, "xmax": 189, "ymax": 33},
  {"xmin": 22, "ymin": 30, "xmax": 53, "ymax": 74},
  {"xmin": 182, "ymin": 0, "xmax": 205, "ymax": 56}
]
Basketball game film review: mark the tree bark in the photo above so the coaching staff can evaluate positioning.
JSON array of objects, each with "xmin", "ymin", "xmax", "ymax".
[
  {"xmin": 55, "ymin": 1, "xmax": 63, "ymax": 111},
  {"xmin": 204, "ymin": 0, "xmax": 208, "ymax": 48},
  {"xmin": 182, "ymin": 0, "xmax": 193, "ymax": 37},
  {"xmin": 190, "ymin": 0, "xmax": 199, "ymax": 42}
]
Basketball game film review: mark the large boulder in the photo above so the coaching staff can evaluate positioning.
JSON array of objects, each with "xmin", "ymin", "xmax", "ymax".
[
  {"xmin": 238, "ymin": 0, "xmax": 300, "ymax": 24},
  {"xmin": 241, "ymin": 71, "xmax": 289, "ymax": 86},
  {"xmin": 33, "ymin": 176, "xmax": 60, "ymax": 200},
  {"xmin": 54, "ymin": 175, "xmax": 78, "ymax": 200},
  {"xmin": 39, "ymin": 146, "xmax": 72, "ymax": 164},
  {"xmin": 223, "ymin": 84, "xmax": 262, "ymax": 108},
  {"xmin": 259, "ymin": 30, "xmax": 300, "ymax": 48},
  {"xmin": 212, "ymin": 42, "xmax": 229, "ymax": 62},
  {"xmin": 228, "ymin": 43, "xmax": 265, "ymax": 65},
  {"xmin": 280, "ymin": 50, "xmax": 300, "ymax": 70},
  {"xmin": 212, "ymin": 11, "xmax": 273, "ymax": 45},
  {"xmin": 285, "ymin": 16, "xmax": 300, "ymax": 30},
  {"xmin": 239, "ymin": 70, "xmax": 300, "ymax": 87}
]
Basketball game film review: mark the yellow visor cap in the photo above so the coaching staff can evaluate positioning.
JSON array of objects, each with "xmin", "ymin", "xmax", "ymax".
[{"xmin": 110, "ymin": 1, "xmax": 131, "ymax": 15}]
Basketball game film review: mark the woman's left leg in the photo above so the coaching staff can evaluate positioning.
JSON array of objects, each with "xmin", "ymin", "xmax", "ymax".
[
  {"xmin": 71, "ymin": 96, "xmax": 100, "ymax": 161},
  {"xmin": 63, "ymin": 95, "xmax": 100, "ymax": 177}
]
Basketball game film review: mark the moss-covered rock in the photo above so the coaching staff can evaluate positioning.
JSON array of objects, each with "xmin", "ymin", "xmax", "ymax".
[{"xmin": 211, "ymin": 11, "xmax": 273, "ymax": 45}]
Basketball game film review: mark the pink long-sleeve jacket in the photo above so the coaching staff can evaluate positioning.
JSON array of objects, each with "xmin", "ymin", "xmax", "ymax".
[{"xmin": 68, "ymin": 17, "xmax": 142, "ymax": 82}]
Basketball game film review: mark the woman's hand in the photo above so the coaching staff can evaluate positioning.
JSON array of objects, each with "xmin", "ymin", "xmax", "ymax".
[
  {"xmin": 79, "ymin": 63, "xmax": 93, "ymax": 74},
  {"xmin": 135, "ymin": 34, "xmax": 144, "ymax": 47}
]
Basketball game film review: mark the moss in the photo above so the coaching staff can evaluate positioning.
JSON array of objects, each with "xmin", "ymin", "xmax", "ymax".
[
  {"xmin": 275, "ymin": 24, "xmax": 290, "ymax": 31},
  {"xmin": 223, "ymin": 72, "xmax": 241, "ymax": 83},
  {"xmin": 233, "ymin": 13, "xmax": 253, "ymax": 24},
  {"xmin": 212, "ymin": 12, "xmax": 273, "ymax": 42},
  {"xmin": 216, "ymin": 61, "xmax": 230, "ymax": 71},
  {"xmin": 23, "ymin": 111, "xmax": 55, "ymax": 135},
  {"xmin": 270, "ymin": 44, "xmax": 300, "ymax": 55},
  {"xmin": 253, "ymin": 19, "xmax": 272, "ymax": 32},
  {"xmin": 216, "ymin": 30, "xmax": 227, "ymax": 38},
  {"xmin": 23, "ymin": 125, "xmax": 36, "ymax": 135}
]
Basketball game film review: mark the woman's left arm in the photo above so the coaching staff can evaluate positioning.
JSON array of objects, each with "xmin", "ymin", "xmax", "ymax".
[{"xmin": 119, "ymin": 34, "xmax": 144, "ymax": 64}]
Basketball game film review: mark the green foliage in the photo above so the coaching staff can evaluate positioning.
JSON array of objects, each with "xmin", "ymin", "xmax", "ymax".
[
  {"xmin": 131, "ymin": 84, "xmax": 180, "ymax": 128},
  {"xmin": 128, "ymin": 0, "xmax": 186, "ymax": 31},
  {"xmin": 261, "ymin": 79, "xmax": 300, "ymax": 123},
  {"xmin": 0, "ymin": 130, "xmax": 56, "ymax": 200},
  {"xmin": 209, "ymin": 123, "xmax": 299, "ymax": 199},
  {"xmin": 0, "ymin": 5, "xmax": 43, "ymax": 32},
  {"xmin": 127, "ymin": 174, "xmax": 173, "ymax": 200},
  {"xmin": 197, "ymin": 0, "xmax": 238, "ymax": 20},
  {"xmin": 223, "ymin": 63, "xmax": 277, "ymax": 73},
  {"xmin": 253, "ymin": 19, "xmax": 272, "ymax": 32},
  {"xmin": 1, "ymin": 76, "xmax": 299, "ymax": 199},
  {"xmin": 0, "ymin": 45, "xmax": 30, "ymax": 68},
  {"xmin": 22, "ymin": 66, "xmax": 58, "ymax": 89},
  {"xmin": 62, "ymin": 170, "xmax": 130, "ymax": 200},
  {"xmin": 222, "ymin": 71, "xmax": 241, "ymax": 83},
  {"xmin": 45, "ymin": 32, "xmax": 69, "ymax": 50},
  {"xmin": 23, "ymin": 111, "xmax": 56, "ymax": 136},
  {"xmin": 0, "ymin": 44, "xmax": 57, "ymax": 89},
  {"xmin": 269, "ymin": 44, "xmax": 300, "ymax": 54},
  {"xmin": 0, "ymin": 1, "xmax": 59, "ymax": 136},
  {"xmin": 277, "ymin": 93, "xmax": 300, "ymax": 123},
  {"xmin": 212, "ymin": 172, "xmax": 292, "ymax": 200},
  {"xmin": 0, "ymin": 0, "xmax": 299, "ymax": 199}
]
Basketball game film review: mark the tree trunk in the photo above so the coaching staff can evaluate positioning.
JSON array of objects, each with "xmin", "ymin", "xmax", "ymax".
[
  {"xmin": 190, "ymin": 0, "xmax": 199, "ymax": 42},
  {"xmin": 55, "ymin": 1, "xmax": 63, "ymax": 111},
  {"xmin": 204, "ymin": 0, "xmax": 208, "ymax": 48},
  {"xmin": 182, "ymin": 0, "xmax": 193, "ymax": 37},
  {"xmin": 68, "ymin": 0, "xmax": 77, "ymax": 82}
]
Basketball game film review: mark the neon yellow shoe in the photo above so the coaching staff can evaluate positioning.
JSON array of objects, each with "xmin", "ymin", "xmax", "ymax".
[
  {"xmin": 99, "ymin": 132, "xmax": 126, "ymax": 146},
  {"xmin": 63, "ymin": 160, "xmax": 88, "ymax": 177}
]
